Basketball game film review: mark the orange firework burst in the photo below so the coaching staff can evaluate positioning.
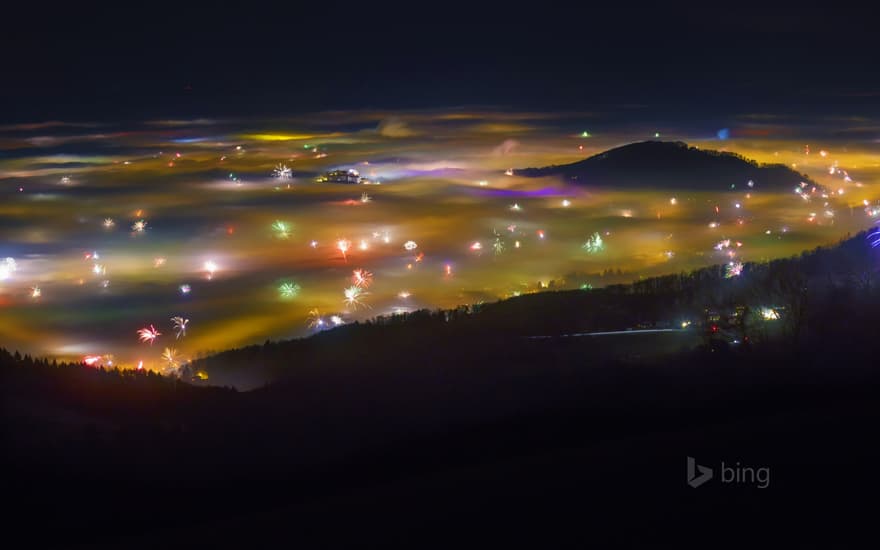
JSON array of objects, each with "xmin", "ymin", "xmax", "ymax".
[{"xmin": 352, "ymin": 269, "xmax": 373, "ymax": 288}]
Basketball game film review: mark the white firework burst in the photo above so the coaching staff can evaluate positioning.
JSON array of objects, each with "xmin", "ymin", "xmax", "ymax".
[
  {"xmin": 273, "ymin": 164, "xmax": 292, "ymax": 180},
  {"xmin": 171, "ymin": 316, "xmax": 189, "ymax": 339},
  {"xmin": 343, "ymin": 285, "xmax": 370, "ymax": 309}
]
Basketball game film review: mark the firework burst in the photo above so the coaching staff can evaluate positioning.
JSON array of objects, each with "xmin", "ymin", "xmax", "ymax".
[
  {"xmin": 337, "ymin": 239, "xmax": 351, "ymax": 261},
  {"xmin": 161, "ymin": 347, "xmax": 180, "ymax": 370},
  {"xmin": 493, "ymin": 230, "xmax": 505, "ymax": 256},
  {"xmin": 725, "ymin": 261, "xmax": 744, "ymax": 278},
  {"xmin": 278, "ymin": 281, "xmax": 301, "ymax": 299},
  {"xmin": 137, "ymin": 325, "xmax": 161, "ymax": 345},
  {"xmin": 273, "ymin": 164, "xmax": 292, "ymax": 180},
  {"xmin": 352, "ymin": 269, "xmax": 373, "ymax": 288},
  {"xmin": 343, "ymin": 285, "xmax": 370, "ymax": 309},
  {"xmin": 307, "ymin": 308, "xmax": 325, "ymax": 329},
  {"xmin": 171, "ymin": 316, "xmax": 189, "ymax": 339},
  {"xmin": 582, "ymin": 232, "xmax": 605, "ymax": 254},
  {"xmin": 272, "ymin": 220, "xmax": 291, "ymax": 239}
]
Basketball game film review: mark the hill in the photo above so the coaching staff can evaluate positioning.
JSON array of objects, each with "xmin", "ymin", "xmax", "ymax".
[
  {"xmin": 516, "ymin": 140, "xmax": 821, "ymax": 191},
  {"xmin": 192, "ymin": 230, "xmax": 876, "ymax": 389}
]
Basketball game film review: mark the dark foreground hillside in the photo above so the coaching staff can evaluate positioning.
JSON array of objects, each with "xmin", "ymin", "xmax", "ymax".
[
  {"xmin": 3, "ymin": 233, "xmax": 880, "ymax": 547},
  {"xmin": 5, "ymin": 348, "xmax": 880, "ymax": 547}
]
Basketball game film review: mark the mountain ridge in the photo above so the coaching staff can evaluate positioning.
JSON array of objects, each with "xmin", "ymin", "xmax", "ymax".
[{"xmin": 190, "ymin": 230, "xmax": 873, "ymax": 389}]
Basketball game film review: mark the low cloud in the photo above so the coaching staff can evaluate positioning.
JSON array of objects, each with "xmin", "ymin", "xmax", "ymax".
[
  {"xmin": 492, "ymin": 139, "xmax": 520, "ymax": 156},
  {"xmin": 377, "ymin": 117, "xmax": 417, "ymax": 138}
]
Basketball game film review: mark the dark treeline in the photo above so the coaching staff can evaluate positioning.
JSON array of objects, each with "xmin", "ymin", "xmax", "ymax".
[
  {"xmin": 2, "ymin": 349, "xmax": 237, "ymax": 476},
  {"xmin": 194, "ymin": 231, "xmax": 877, "ymax": 388}
]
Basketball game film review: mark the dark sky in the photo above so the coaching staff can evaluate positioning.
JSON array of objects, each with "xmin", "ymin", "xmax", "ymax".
[{"xmin": 3, "ymin": 5, "xmax": 878, "ymax": 122}]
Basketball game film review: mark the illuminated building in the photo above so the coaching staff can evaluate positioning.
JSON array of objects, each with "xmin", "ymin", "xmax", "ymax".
[{"xmin": 317, "ymin": 169, "xmax": 363, "ymax": 184}]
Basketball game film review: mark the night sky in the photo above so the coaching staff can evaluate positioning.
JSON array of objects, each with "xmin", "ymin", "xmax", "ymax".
[{"xmin": 4, "ymin": 6, "xmax": 878, "ymax": 122}]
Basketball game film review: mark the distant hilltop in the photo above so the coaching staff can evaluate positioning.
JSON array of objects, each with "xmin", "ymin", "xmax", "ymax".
[{"xmin": 517, "ymin": 141, "xmax": 821, "ymax": 191}]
